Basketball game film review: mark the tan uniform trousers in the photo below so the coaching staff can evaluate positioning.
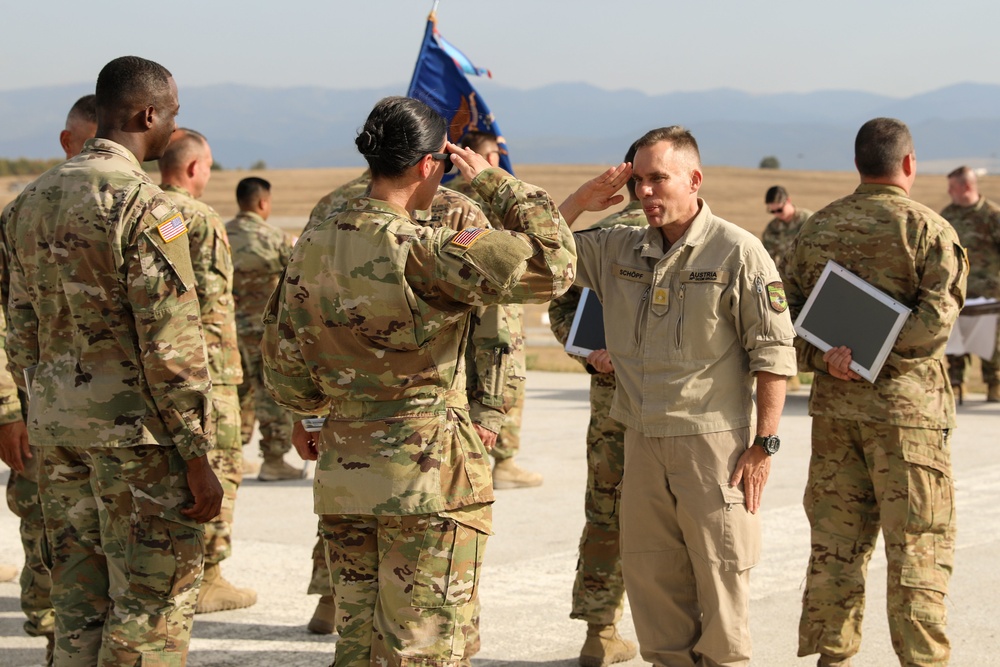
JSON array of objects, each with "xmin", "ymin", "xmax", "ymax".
[{"xmin": 621, "ymin": 428, "xmax": 759, "ymax": 667}]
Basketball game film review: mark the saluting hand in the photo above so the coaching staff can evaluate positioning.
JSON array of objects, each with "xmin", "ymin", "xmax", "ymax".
[
  {"xmin": 559, "ymin": 163, "xmax": 633, "ymax": 227},
  {"xmin": 446, "ymin": 142, "xmax": 495, "ymax": 182}
]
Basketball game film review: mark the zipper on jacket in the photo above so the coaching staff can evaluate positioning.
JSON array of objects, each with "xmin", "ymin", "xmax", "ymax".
[
  {"xmin": 675, "ymin": 283, "xmax": 685, "ymax": 347},
  {"xmin": 634, "ymin": 286, "xmax": 650, "ymax": 349},
  {"xmin": 755, "ymin": 277, "xmax": 770, "ymax": 337}
]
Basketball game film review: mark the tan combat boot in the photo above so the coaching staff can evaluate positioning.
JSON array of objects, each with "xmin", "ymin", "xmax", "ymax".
[
  {"xmin": 492, "ymin": 458, "xmax": 543, "ymax": 489},
  {"xmin": 307, "ymin": 595, "xmax": 337, "ymax": 634},
  {"xmin": 196, "ymin": 563, "xmax": 258, "ymax": 614},
  {"xmin": 258, "ymin": 455, "xmax": 304, "ymax": 481},
  {"xmin": 242, "ymin": 456, "xmax": 261, "ymax": 476},
  {"xmin": 987, "ymin": 383, "xmax": 1000, "ymax": 403},
  {"xmin": 579, "ymin": 623, "xmax": 637, "ymax": 667},
  {"xmin": 0, "ymin": 563, "xmax": 18, "ymax": 582},
  {"xmin": 817, "ymin": 656, "xmax": 852, "ymax": 667}
]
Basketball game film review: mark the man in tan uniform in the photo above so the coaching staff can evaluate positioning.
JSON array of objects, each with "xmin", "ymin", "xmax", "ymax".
[
  {"xmin": 562, "ymin": 126, "xmax": 797, "ymax": 666},
  {"xmin": 159, "ymin": 130, "xmax": 257, "ymax": 613}
]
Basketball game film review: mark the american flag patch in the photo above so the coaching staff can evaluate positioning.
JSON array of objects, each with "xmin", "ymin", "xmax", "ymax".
[
  {"xmin": 449, "ymin": 227, "xmax": 490, "ymax": 249},
  {"xmin": 157, "ymin": 214, "xmax": 188, "ymax": 243}
]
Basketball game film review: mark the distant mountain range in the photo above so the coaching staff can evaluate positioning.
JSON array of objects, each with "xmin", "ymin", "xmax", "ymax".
[{"xmin": 2, "ymin": 81, "xmax": 999, "ymax": 172}]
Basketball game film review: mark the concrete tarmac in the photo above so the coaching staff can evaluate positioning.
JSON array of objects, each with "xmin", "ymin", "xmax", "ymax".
[{"xmin": 2, "ymin": 371, "xmax": 998, "ymax": 666}]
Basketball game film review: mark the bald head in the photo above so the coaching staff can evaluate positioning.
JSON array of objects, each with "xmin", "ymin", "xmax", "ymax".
[
  {"xmin": 60, "ymin": 94, "xmax": 97, "ymax": 159},
  {"xmin": 159, "ymin": 129, "xmax": 213, "ymax": 198}
]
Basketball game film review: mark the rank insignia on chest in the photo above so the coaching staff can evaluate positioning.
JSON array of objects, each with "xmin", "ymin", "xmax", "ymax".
[
  {"xmin": 449, "ymin": 227, "xmax": 490, "ymax": 249},
  {"xmin": 157, "ymin": 214, "xmax": 188, "ymax": 243},
  {"xmin": 767, "ymin": 282, "xmax": 787, "ymax": 313},
  {"xmin": 653, "ymin": 287, "xmax": 669, "ymax": 306}
]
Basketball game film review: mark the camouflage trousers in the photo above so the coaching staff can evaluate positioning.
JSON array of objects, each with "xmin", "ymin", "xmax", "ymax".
[
  {"xmin": 321, "ymin": 508, "xmax": 488, "ymax": 667},
  {"xmin": 238, "ymin": 343, "xmax": 294, "ymax": 459},
  {"xmin": 5, "ymin": 446, "xmax": 55, "ymax": 638},
  {"xmin": 205, "ymin": 385, "xmax": 243, "ymax": 565},
  {"xmin": 491, "ymin": 339, "xmax": 525, "ymax": 462},
  {"xmin": 571, "ymin": 373, "xmax": 626, "ymax": 626},
  {"xmin": 799, "ymin": 417, "xmax": 955, "ymax": 666},
  {"xmin": 946, "ymin": 353, "xmax": 999, "ymax": 387},
  {"xmin": 39, "ymin": 445, "xmax": 204, "ymax": 667}
]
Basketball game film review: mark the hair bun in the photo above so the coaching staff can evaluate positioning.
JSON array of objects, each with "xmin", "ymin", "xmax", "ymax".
[{"xmin": 356, "ymin": 128, "xmax": 380, "ymax": 155}]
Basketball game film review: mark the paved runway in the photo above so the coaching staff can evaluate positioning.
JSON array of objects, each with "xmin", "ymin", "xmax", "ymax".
[{"xmin": 2, "ymin": 371, "xmax": 998, "ymax": 666}]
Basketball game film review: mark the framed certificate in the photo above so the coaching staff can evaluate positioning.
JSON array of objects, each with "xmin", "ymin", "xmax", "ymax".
[
  {"xmin": 565, "ymin": 287, "xmax": 607, "ymax": 358},
  {"xmin": 793, "ymin": 260, "xmax": 910, "ymax": 383}
]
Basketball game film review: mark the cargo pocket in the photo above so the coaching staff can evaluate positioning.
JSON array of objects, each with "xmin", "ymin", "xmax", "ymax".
[
  {"xmin": 901, "ymin": 437, "xmax": 954, "ymax": 535},
  {"xmin": 719, "ymin": 483, "xmax": 761, "ymax": 571},
  {"xmin": 410, "ymin": 519, "xmax": 484, "ymax": 609},
  {"xmin": 126, "ymin": 497, "xmax": 204, "ymax": 603}
]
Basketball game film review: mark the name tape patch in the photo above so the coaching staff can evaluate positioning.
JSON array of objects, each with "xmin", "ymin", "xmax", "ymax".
[
  {"xmin": 449, "ymin": 227, "xmax": 490, "ymax": 249},
  {"xmin": 157, "ymin": 214, "xmax": 188, "ymax": 243},
  {"xmin": 612, "ymin": 263, "xmax": 649, "ymax": 283},
  {"xmin": 681, "ymin": 269, "xmax": 730, "ymax": 284}
]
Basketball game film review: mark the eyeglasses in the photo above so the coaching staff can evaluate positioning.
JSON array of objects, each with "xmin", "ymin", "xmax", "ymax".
[
  {"xmin": 767, "ymin": 204, "xmax": 785, "ymax": 214},
  {"xmin": 408, "ymin": 152, "xmax": 454, "ymax": 174}
]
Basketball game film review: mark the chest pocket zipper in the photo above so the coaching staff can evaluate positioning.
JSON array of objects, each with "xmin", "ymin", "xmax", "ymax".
[
  {"xmin": 635, "ymin": 286, "xmax": 650, "ymax": 350},
  {"xmin": 675, "ymin": 283, "xmax": 685, "ymax": 347}
]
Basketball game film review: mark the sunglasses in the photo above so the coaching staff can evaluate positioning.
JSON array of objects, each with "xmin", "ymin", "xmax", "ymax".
[
  {"xmin": 767, "ymin": 204, "xmax": 785, "ymax": 214},
  {"xmin": 408, "ymin": 152, "xmax": 454, "ymax": 174}
]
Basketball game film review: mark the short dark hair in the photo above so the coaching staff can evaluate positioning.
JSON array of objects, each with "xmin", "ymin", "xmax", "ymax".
[
  {"xmin": 854, "ymin": 117, "xmax": 913, "ymax": 179},
  {"xmin": 95, "ymin": 56, "xmax": 172, "ymax": 122},
  {"xmin": 460, "ymin": 130, "xmax": 499, "ymax": 155},
  {"xmin": 67, "ymin": 94, "xmax": 97, "ymax": 125},
  {"xmin": 237, "ymin": 177, "xmax": 271, "ymax": 210},
  {"xmin": 355, "ymin": 97, "xmax": 447, "ymax": 178},
  {"xmin": 158, "ymin": 128, "xmax": 207, "ymax": 174},
  {"xmin": 947, "ymin": 165, "xmax": 974, "ymax": 183},
  {"xmin": 624, "ymin": 140, "xmax": 639, "ymax": 200},
  {"xmin": 634, "ymin": 126, "xmax": 701, "ymax": 167},
  {"xmin": 765, "ymin": 185, "xmax": 788, "ymax": 205}
]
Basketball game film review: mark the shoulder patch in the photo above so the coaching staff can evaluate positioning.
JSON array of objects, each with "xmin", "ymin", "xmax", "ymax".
[
  {"xmin": 157, "ymin": 214, "xmax": 188, "ymax": 243},
  {"xmin": 450, "ymin": 227, "xmax": 490, "ymax": 249},
  {"xmin": 767, "ymin": 281, "xmax": 787, "ymax": 312}
]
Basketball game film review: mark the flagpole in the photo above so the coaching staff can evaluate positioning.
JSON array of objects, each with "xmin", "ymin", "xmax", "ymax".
[{"xmin": 430, "ymin": 0, "xmax": 439, "ymax": 19}]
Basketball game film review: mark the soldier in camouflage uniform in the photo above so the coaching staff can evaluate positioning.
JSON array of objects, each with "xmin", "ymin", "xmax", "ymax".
[
  {"xmin": 1, "ymin": 94, "xmax": 96, "ymax": 665},
  {"xmin": 1, "ymin": 56, "xmax": 222, "ymax": 666},
  {"xmin": 225, "ymin": 177, "xmax": 302, "ymax": 481},
  {"xmin": 159, "ymin": 129, "xmax": 257, "ymax": 614},
  {"xmin": 940, "ymin": 165, "xmax": 1000, "ymax": 401},
  {"xmin": 446, "ymin": 130, "xmax": 541, "ymax": 489},
  {"xmin": 301, "ymin": 177, "xmax": 522, "ymax": 645},
  {"xmin": 262, "ymin": 97, "xmax": 575, "ymax": 667},
  {"xmin": 547, "ymin": 143, "xmax": 643, "ymax": 667},
  {"xmin": 785, "ymin": 118, "xmax": 966, "ymax": 667},
  {"xmin": 761, "ymin": 185, "xmax": 813, "ymax": 279}
]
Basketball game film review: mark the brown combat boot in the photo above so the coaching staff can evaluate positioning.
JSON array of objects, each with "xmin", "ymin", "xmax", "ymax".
[
  {"xmin": 492, "ymin": 458, "xmax": 543, "ymax": 489},
  {"xmin": 258, "ymin": 456, "xmax": 304, "ymax": 481},
  {"xmin": 987, "ymin": 383, "xmax": 1000, "ymax": 403},
  {"xmin": 0, "ymin": 563, "xmax": 18, "ymax": 582},
  {"xmin": 307, "ymin": 595, "xmax": 337, "ymax": 634},
  {"xmin": 579, "ymin": 623, "xmax": 637, "ymax": 667},
  {"xmin": 196, "ymin": 563, "xmax": 257, "ymax": 614}
]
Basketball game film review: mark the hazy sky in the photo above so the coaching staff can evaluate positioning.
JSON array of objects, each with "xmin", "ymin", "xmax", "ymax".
[{"xmin": 3, "ymin": 0, "xmax": 997, "ymax": 98}]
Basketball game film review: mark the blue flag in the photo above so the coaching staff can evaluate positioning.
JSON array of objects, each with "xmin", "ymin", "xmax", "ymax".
[{"xmin": 407, "ymin": 12, "xmax": 514, "ymax": 177}]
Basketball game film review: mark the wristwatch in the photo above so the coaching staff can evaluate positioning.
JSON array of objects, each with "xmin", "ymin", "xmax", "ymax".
[{"xmin": 753, "ymin": 434, "xmax": 780, "ymax": 456}]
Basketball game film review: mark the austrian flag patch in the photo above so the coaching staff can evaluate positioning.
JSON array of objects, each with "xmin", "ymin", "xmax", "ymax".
[
  {"xmin": 157, "ymin": 214, "xmax": 188, "ymax": 243},
  {"xmin": 449, "ymin": 227, "xmax": 490, "ymax": 249},
  {"xmin": 767, "ymin": 282, "xmax": 787, "ymax": 313}
]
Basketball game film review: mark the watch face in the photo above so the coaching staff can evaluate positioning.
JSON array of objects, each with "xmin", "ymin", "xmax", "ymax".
[{"xmin": 757, "ymin": 435, "xmax": 780, "ymax": 455}]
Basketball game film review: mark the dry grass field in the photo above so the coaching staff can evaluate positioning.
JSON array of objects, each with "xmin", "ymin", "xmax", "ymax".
[{"xmin": 2, "ymin": 164, "xmax": 997, "ymax": 387}]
